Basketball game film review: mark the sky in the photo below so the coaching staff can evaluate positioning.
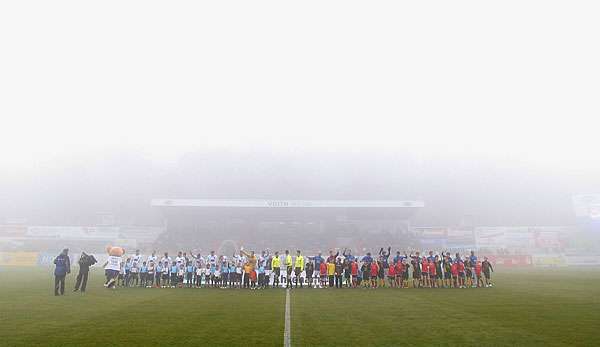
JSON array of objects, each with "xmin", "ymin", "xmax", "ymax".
[{"xmin": 1, "ymin": 1, "xmax": 599, "ymax": 172}]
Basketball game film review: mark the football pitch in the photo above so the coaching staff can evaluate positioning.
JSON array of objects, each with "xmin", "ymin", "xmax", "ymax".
[{"xmin": 1, "ymin": 268, "xmax": 599, "ymax": 346}]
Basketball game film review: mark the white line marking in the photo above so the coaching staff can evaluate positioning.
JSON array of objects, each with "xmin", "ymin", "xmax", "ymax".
[{"xmin": 284, "ymin": 288, "xmax": 291, "ymax": 347}]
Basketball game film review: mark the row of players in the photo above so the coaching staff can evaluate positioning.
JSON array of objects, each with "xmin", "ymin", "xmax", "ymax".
[{"xmin": 105, "ymin": 248, "xmax": 494, "ymax": 289}]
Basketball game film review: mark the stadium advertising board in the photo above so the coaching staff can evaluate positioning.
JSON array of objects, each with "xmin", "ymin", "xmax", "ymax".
[
  {"xmin": 0, "ymin": 225, "xmax": 28, "ymax": 237},
  {"xmin": 478, "ymin": 227, "xmax": 534, "ymax": 249},
  {"xmin": 446, "ymin": 229, "xmax": 475, "ymax": 248},
  {"xmin": 483, "ymin": 254, "xmax": 532, "ymax": 267},
  {"xmin": 26, "ymin": 226, "xmax": 119, "ymax": 240},
  {"xmin": 564, "ymin": 255, "xmax": 600, "ymax": 266},
  {"xmin": 475, "ymin": 227, "xmax": 506, "ymax": 248},
  {"xmin": 416, "ymin": 227, "xmax": 448, "ymax": 248},
  {"xmin": 531, "ymin": 254, "xmax": 566, "ymax": 266},
  {"xmin": 0, "ymin": 252, "xmax": 39, "ymax": 266},
  {"xmin": 572, "ymin": 194, "xmax": 600, "ymax": 219}
]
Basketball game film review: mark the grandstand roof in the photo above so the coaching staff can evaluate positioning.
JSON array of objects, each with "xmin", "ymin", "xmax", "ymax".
[{"xmin": 151, "ymin": 199, "xmax": 425, "ymax": 208}]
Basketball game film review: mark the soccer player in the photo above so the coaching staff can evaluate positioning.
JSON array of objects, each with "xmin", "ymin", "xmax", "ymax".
[
  {"xmin": 229, "ymin": 262, "xmax": 236, "ymax": 288},
  {"xmin": 369, "ymin": 260, "xmax": 379, "ymax": 288},
  {"xmin": 482, "ymin": 257, "xmax": 494, "ymax": 287},
  {"xmin": 387, "ymin": 260, "xmax": 396, "ymax": 287},
  {"xmin": 243, "ymin": 262, "xmax": 252, "ymax": 288},
  {"xmin": 130, "ymin": 258, "xmax": 139, "ymax": 287},
  {"xmin": 284, "ymin": 250, "xmax": 293, "ymax": 288},
  {"xmin": 465, "ymin": 259, "xmax": 474, "ymax": 287},
  {"xmin": 394, "ymin": 260, "xmax": 404, "ymax": 288},
  {"xmin": 379, "ymin": 247, "xmax": 391, "ymax": 281},
  {"xmin": 326, "ymin": 250, "xmax": 339, "ymax": 264},
  {"xmin": 334, "ymin": 259, "xmax": 343, "ymax": 288},
  {"xmin": 421, "ymin": 256, "xmax": 429, "ymax": 288},
  {"xmin": 161, "ymin": 261, "xmax": 170, "ymax": 288},
  {"xmin": 450, "ymin": 260, "xmax": 459, "ymax": 288},
  {"xmin": 132, "ymin": 250, "xmax": 143, "ymax": 266},
  {"xmin": 319, "ymin": 260, "xmax": 328, "ymax": 288},
  {"xmin": 123, "ymin": 258, "xmax": 132, "ymax": 287},
  {"xmin": 343, "ymin": 259, "xmax": 351, "ymax": 288},
  {"xmin": 434, "ymin": 255, "xmax": 443, "ymax": 288},
  {"xmin": 139, "ymin": 261, "xmax": 147, "ymax": 287},
  {"xmin": 475, "ymin": 261, "xmax": 483, "ymax": 287},
  {"xmin": 361, "ymin": 261, "xmax": 370, "ymax": 288},
  {"xmin": 305, "ymin": 260, "xmax": 314, "ymax": 288},
  {"xmin": 147, "ymin": 250, "xmax": 158, "ymax": 265},
  {"xmin": 272, "ymin": 251, "xmax": 281, "ymax": 288},
  {"xmin": 411, "ymin": 254, "xmax": 421, "ymax": 288},
  {"xmin": 258, "ymin": 263, "xmax": 266, "ymax": 288},
  {"xmin": 294, "ymin": 250, "xmax": 305, "ymax": 289},
  {"xmin": 401, "ymin": 259, "xmax": 409, "ymax": 288},
  {"xmin": 221, "ymin": 259, "xmax": 229, "ymax": 288},
  {"xmin": 350, "ymin": 259, "xmax": 359, "ymax": 288},
  {"xmin": 377, "ymin": 259, "xmax": 386, "ymax": 288},
  {"xmin": 186, "ymin": 261, "xmax": 194, "ymax": 288},
  {"xmin": 155, "ymin": 262, "xmax": 162, "ymax": 288},
  {"xmin": 161, "ymin": 253, "xmax": 171, "ymax": 287},
  {"xmin": 214, "ymin": 265, "xmax": 222, "ymax": 288},
  {"xmin": 457, "ymin": 260, "xmax": 466, "ymax": 288},
  {"xmin": 147, "ymin": 260, "xmax": 155, "ymax": 288},
  {"xmin": 443, "ymin": 255, "xmax": 453, "ymax": 288},
  {"xmin": 327, "ymin": 259, "xmax": 336, "ymax": 288},
  {"xmin": 428, "ymin": 258, "xmax": 437, "ymax": 288},
  {"xmin": 469, "ymin": 251, "xmax": 478, "ymax": 287},
  {"xmin": 175, "ymin": 251, "xmax": 185, "ymax": 268},
  {"xmin": 170, "ymin": 261, "xmax": 179, "ymax": 288}
]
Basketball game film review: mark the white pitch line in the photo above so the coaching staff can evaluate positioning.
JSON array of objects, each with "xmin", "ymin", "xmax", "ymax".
[{"xmin": 284, "ymin": 288, "xmax": 291, "ymax": 347}]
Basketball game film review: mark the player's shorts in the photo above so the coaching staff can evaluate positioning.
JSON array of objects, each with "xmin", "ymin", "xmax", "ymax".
[
  {"xmin": 413, "ymin": 272, "xmax": 421, "ymax": 279},
  {"xmin": 484, "ymin": 271, "xmax": 491, "ymax": 279},
  {"xmin": 105, "ymin": 269, "xmax": 119, "ymax": 279},
  {"xmin": 294, "ymin": 267, "xmax": 302, "ymax": 277},
  {"xmin": 388, "ymin": 275, "xmax": 395, "ymax": 280},
  {"xmin": 422, "ymin": 273, "xmax": 429, "ymax": 277},
  {"xmin": 273, "ymin": 268, "xmax": 281, "ymax": 277},
  {"xmin": 458, "ymin": 272, "xmax": 465, "ymax": 278},
  {"xmin": 444, "ymin": 272, "xmax": 452, "ymax": 279}
]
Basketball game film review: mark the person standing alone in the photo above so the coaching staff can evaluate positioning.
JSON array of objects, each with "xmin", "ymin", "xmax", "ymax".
[
  {"xmin": 53, "ymin": 248, "xmax": 71, "ymax": 296},
  {"xmin": 74, "ymin": 252, "xmax": 97, "ymax": 293}
]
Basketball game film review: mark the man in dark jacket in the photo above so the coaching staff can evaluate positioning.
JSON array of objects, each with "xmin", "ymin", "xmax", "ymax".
[
  {"xmin": 74, "ymin": 252, "xmax": 97, "ymax": 292},
  {"xmin": 53, "ymin": 248, "xmax": 71, "ymax": 296}
]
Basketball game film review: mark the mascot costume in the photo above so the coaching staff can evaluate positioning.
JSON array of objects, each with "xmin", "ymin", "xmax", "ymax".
[{"xmin": 103, "ymin": 245, "xmax": 125, "ymax": 288}]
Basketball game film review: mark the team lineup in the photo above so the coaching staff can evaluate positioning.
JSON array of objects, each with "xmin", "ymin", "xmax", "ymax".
[{"xmin": 99, "ymin": 246, "xmax": 494, "ymax": 290}]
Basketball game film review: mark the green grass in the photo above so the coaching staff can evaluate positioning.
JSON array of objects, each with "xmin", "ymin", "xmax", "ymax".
[{"xmin": 1, "ymin": 268, "xmax": 599, "ymax": 346}]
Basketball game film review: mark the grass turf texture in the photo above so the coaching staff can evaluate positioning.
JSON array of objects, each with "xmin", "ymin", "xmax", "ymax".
[{"xmin": 0, "ymin": 268, "xmax": 599, "ymax": 346}]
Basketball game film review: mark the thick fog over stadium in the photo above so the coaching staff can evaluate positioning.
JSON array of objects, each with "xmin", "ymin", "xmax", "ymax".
[
  {"xmin": 1, "ymin": 1, "xmax": 599, "ymax": 233},
  {"xmin": 2, "ymin": 3, "xmax": 600, "ymax": 345}
]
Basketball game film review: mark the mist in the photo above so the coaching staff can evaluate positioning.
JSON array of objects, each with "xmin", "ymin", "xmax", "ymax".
[{"xmin": 1, "ymin": 1, "xmax": 599, "ymax": 257}]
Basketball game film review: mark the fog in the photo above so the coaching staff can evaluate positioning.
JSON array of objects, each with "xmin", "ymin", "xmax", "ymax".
[{"xmin": 1, "ymin": 2, "xmax": 599, "ymax": 256}]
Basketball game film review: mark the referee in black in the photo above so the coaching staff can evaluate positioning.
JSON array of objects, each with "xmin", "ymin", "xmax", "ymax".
[{"xmin": 74, "ymin": 252, "xmax": 97, "ymax": 293}]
